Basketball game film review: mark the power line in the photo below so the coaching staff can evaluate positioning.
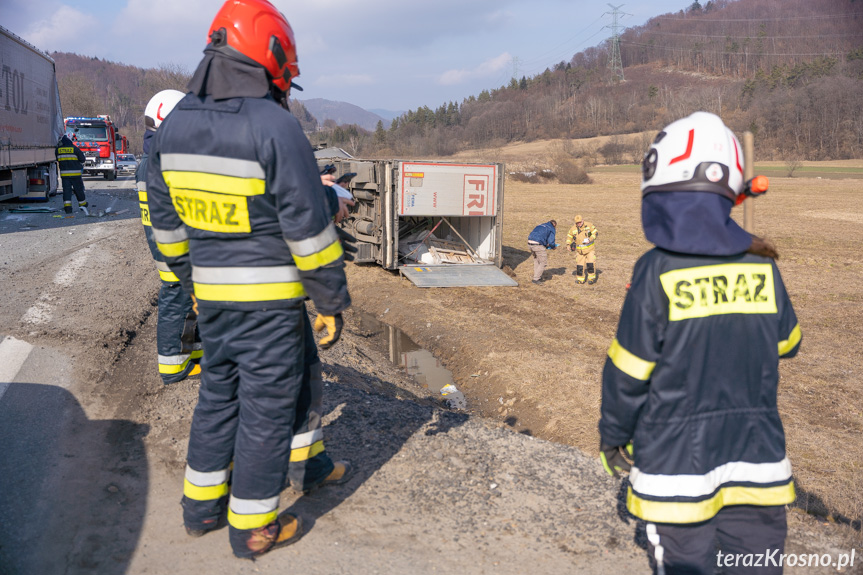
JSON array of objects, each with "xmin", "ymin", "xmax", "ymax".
[
  {"xmin": 518, "ymin": 16, "xmax": 605, "ymax": 67},
  {"xmin": 634, "ymin": 31, "xmax": 862, "ymax": 40},
  {"xmin": 620, "ymin": 40, "xmax": 848, "ymax": 57},
  {"xmin": 653, "ymin": 12, "xmax": 863, "ymax": 22}
]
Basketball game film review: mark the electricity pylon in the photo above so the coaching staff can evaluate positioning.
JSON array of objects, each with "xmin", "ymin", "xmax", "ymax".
[{"xmin": 604, "ymin": 4, "xmax": 630, "ymax": 83}]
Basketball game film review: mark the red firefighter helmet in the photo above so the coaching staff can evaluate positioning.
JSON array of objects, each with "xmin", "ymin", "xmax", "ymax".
[{"xmin": 207, "ymin": 0, "xmax": 299, "ymax": 93}]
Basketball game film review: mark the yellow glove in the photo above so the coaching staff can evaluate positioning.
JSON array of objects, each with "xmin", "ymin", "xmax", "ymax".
[
  {"xmin": 190, "ymin": 294, "xmax": 198, "ymax": 314},
  {"xmin": 600, "ymin": 441, "xmax": 633, "ymax": 478},
  {"xmin": 313, "ymin": 313, "xmax": 344, "ymax": 349}
]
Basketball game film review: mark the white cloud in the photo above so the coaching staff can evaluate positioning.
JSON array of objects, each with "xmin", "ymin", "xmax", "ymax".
[
  {"xmin": 438, "ymin": 52, "xmax": 511, "ymax": 86},
  {"xmin": 20, "ymin": 5, "xmax": 91, "ymax": 53}
]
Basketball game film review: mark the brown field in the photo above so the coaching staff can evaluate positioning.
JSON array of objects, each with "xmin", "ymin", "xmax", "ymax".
[{"xmin": 344, "ymin": 146, "xmax": 863, "ymax": 529}]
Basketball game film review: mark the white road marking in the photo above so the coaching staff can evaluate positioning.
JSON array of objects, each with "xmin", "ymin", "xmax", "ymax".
[
  {"xmin": 0, "ymin": 336, "xmax": 34, "ymax": 401},
  {"xmin": 21, "ymin": 241, "xmax": 95, "ymax": 325}
]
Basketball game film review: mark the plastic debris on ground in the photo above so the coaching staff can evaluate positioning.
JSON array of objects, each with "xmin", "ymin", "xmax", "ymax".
[{"xmin": 440, "ymin": 384, "xmax": 467, "ymax": 410}]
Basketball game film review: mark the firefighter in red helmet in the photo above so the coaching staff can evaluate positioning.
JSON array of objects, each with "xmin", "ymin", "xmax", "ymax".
[{"xmin": 147, "ymin": 0, "xmax": 355, "ymax": 559}]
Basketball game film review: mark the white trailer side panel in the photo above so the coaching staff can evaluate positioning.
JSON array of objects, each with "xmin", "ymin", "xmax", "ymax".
[
  {"xmin": 399, "ymin": 162, "xmax": 498, "ymax": 217},
  {"xmin": 0, "ymin": 26, "xmax": 64, "ymax": 164}
]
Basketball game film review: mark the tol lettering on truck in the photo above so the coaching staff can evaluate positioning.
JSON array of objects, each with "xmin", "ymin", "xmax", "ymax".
[{"xmin": 0, "ymin": 25, "xmax": 64, "ymax": 201}]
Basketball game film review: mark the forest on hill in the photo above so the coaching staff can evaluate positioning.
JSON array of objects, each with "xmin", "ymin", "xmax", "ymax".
[
  {"xmin": 51, "ymin": 53, "xmax": 316, "ymax": 156},
  {"xmin": 51, "ymin": 0, "xmax": 862, "ymax": 162},
  {"xmin": 360, "ymin": 0, "xmax": 863, "ymax": 162}
]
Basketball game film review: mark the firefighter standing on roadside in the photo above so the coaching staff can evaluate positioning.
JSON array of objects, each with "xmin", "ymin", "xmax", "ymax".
[
  {"xmin": 137, "ymin": 90, "xmax": 203, "ymax": 384},
  {"xmin": 55, "ymin": 134, "xmax": 89, "ymax": 214},
  {"xmin": 147, "ymin": 0, "xmax": 354, "ymax": 559},
  {"xmin": 566, "ymin": 215, "xmax": 598, "ymax": 284},
  {"xmin": 598, "ymin": 112, "xmax": 801, "ymax": 575}
]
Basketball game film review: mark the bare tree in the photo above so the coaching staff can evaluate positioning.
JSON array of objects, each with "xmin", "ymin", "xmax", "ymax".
[{"xmin": 784, "ymin": 158, "xmax": 802, "ymax": 177}]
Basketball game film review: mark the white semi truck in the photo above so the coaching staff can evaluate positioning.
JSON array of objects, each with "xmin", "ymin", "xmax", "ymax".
[
  {"xmin": 317, "ymin": 156, "xmax": 516, "ymax": 287},
  {"xmin": 0, "ymin": 25, "xmax": 63, "ymax": 202}
]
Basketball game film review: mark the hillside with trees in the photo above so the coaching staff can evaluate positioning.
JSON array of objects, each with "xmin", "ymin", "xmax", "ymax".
[
  {"xmin": 364, "ymin": 0, "xmax": 863, "ymax": 162},
  {"xmin": 51, "ymin": 53, "xmax": 317, "ymax": 155}
]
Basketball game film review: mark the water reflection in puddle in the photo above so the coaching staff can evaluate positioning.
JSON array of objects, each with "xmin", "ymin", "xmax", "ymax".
[{"xmin": 357, "ymin": 312, "xmax": 466, "ymax": 410}]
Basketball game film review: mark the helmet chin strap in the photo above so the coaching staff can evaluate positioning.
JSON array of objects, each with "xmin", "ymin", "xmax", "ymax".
[{"xmin": 270, "ymin": 85, "xmax": 290, "ymax": 110}]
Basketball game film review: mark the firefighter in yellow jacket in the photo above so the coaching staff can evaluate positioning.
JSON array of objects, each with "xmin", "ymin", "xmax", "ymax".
[{"xmin": 566, "ymin": 215, "xmax": 598, "ymax": 284}]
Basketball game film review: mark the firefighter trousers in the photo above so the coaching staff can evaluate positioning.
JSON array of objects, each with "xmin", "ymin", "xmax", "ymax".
[
  {"xmin": 181, "ymin": 303, "xmax": 334, "ymax": 556},
  {"xmin": 157, "ymin": 280, "xmax": 201, "ymax": 384},
  {"xmin": 61, "ymin": 176, "xmax": 86, "ymax": 209},
  {"xmin": 575, "ymin": 250, "xmax": 596, "ymax": 282},
  {"xmin": 646, "ymin": 505, "xmax": 786, "ymax": 575}
]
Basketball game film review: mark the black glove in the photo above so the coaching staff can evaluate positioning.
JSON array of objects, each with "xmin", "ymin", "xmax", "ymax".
[
  {"xmin": 569, "ymin": 243, "xmax": 576, "ymax": 252},
  {"xmin": 336, "ymin": 227, "xmax": 358, "ymax": 262},
  {"xmin": 314, "ymin": 313, "xmax": 344, "ymax": 349},
  {"xmin": 600, "ymin": 441, "xmax": 633, "ymax": 478}
]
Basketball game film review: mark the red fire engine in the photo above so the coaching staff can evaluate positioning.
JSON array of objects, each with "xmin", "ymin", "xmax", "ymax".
[{"xmin": 64, "ymin": 115, "xmax": 119, "ymax": 180}]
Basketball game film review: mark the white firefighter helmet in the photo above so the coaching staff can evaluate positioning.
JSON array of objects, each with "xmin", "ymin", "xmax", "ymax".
[
  {"xmin": 641, "ymin": 111, "xmax": 744, "ymax": 201},
  {"xmin": 144, "ymin": 89, "xmax": 186, "ymax": 131}
]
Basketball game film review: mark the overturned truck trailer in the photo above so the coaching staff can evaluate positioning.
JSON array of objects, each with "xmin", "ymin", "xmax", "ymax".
[{"xmin": 320, "ymin": 158, "xmax": 516, "ymax": 287}]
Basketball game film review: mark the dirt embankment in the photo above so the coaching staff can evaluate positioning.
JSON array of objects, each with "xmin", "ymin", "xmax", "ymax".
[{"xmin": 343, "ymin": 169, "xmax": 863, "ymax": 532}]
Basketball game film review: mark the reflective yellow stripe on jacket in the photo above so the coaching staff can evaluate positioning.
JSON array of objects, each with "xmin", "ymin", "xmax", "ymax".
[
  {"xmin": 138, "ymin": 180, "xmax": 152, "ymax": 227},
  {"xmin": 155, "ymin": 260, "xmax": 179, "ymax": 283},
  {"xmin": 192, "ymin": 265, "xmax": 306, "ymax": 303},
  {"xmin": 286, "ymin": 224, "xmax": 343, "ymax": 271},
  {"xmin": 607, "ymin": 338, "xmax": 656, "ymax": 381},
  {"xmin": 151, "ymin": 226, "xmax": 189, "ymax": 258},
  {"xmin": 627, "ymin": 458, "xmax": 795, "ymax": 523}
]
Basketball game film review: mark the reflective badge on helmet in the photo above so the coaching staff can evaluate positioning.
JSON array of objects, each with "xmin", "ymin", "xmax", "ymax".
[{"xmin": 705, "ymin": 163, "xmax": 724, "ymax": 183}]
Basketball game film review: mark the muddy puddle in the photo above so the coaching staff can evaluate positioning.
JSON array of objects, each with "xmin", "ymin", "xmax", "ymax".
[{"xmin": 356, "ymin": 312, "xmax": 466, "ymax": 410}]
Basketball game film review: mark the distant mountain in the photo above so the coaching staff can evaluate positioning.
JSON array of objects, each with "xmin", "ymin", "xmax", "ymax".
[
  {"xmin": 368, "ymin": 108, "xmax": 405, "ymax": 123},
  {"xmin": 300, "ymin": 98, "xmax": 385, "ymax": 131}
]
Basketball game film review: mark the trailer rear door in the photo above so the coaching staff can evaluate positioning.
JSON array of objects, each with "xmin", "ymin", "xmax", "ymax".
[{"xmin": 399, "ymin": 264, "xmax": 517, "ymax": 287}]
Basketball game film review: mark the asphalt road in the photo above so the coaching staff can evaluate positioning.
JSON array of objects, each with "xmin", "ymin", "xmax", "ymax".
[{"xmin": 0, "ymin": 173, "xmax": 140, "ymax": 235}]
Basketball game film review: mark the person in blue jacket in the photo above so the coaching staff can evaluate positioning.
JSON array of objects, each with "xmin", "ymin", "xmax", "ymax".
[{"xmin": 527, "ymin": 220, "xmax": 558, "ymax": 284}]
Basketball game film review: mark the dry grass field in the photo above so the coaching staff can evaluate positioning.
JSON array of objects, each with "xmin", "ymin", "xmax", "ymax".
[{"xmin": 344, "ymin": 144, "xmax": 863, "ymax": 531}]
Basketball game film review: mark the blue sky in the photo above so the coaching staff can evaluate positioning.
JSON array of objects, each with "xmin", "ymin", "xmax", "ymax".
[{"xmin": 3, "ymin": 0, "xmax": 690, "ymax": 113}]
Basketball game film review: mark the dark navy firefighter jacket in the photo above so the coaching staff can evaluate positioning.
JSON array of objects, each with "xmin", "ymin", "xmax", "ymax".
[
  {"xmin": 146, "ymin": 93, "xmax": 350, "ymax": 316},
  {"xmin": 528, "ymin": 221, "xmax": 557, "ymax": 248},
  {"xmin": 599, "ymin": 248, "xmax": 801, "ymax": 524},
  {"xmin": 55, "ymin": 135, "xmax": 86, "ymax": 177}
]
